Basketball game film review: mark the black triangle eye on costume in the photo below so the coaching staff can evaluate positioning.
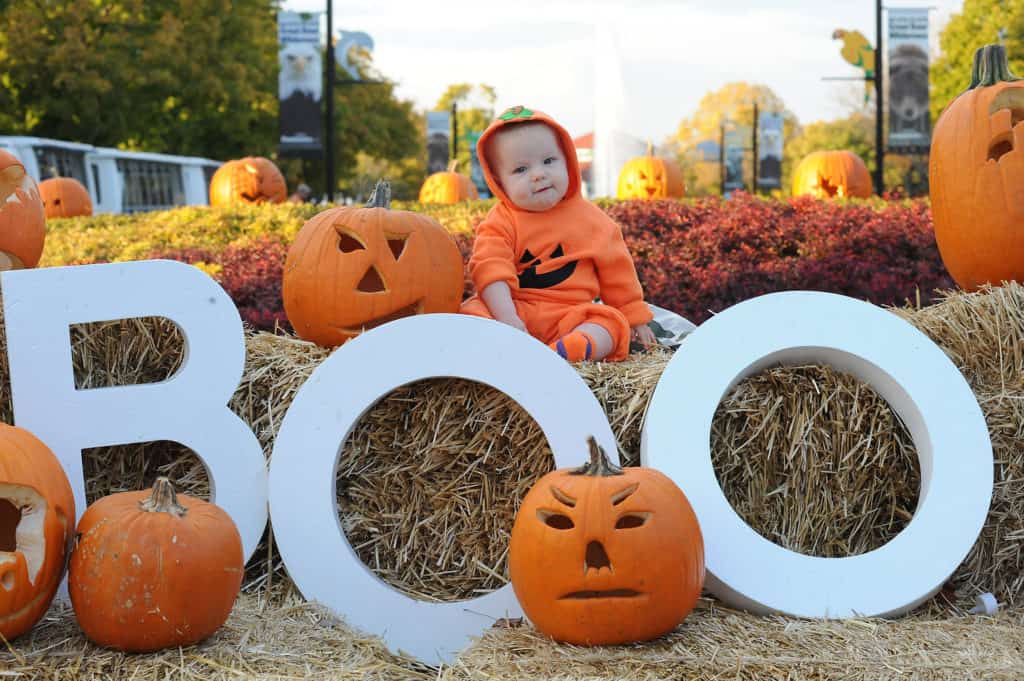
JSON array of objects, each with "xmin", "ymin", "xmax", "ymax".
[{"xmin": 518, "ymin": 244, "xmax": 577, "ymax": 289}]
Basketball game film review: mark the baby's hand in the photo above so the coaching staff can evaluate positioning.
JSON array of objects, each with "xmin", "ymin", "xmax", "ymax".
[
  {"xmin": 631, "ymin": 324, "xmax": 657, "ymax": 349},
  {"xmin": 498, "ymin": 314, "xmax": 528, "ymax": 333}
]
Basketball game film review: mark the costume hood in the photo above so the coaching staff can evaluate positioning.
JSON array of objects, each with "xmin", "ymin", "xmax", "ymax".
[{"xmin": 476, "ymin": 106, "xmax": 582, "ymax": 208}]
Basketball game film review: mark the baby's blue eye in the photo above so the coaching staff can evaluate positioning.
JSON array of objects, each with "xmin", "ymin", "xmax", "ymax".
[
  {"xmin": 544, "ymin": 157, "xmax": 556, "ymax": 165},
  {"xmin": 513, "ymin": 166, "xmax": 527, "ymax": 174}
]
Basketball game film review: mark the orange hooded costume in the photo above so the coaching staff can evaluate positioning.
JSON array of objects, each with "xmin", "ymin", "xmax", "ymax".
[{"xmin": 460, "ymin": 107, "xmax": 652, "ymax": 361}]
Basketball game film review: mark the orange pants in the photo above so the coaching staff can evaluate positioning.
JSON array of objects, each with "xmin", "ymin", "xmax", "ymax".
[{"xmin": 460, "ymin": 296, "xmax": 631, "ymax": 361}]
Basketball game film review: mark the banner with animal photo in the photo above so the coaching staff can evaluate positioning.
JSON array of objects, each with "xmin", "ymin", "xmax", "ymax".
[
  {"xmin": 278, "ymin": 11, "xmax": 323, "ymax": 157},
  {"xmin": 887, "ymin": 8, "xmax": 930, "ymax": 152},
  {"xmin": 757, "ymin": 112, "xmax": 784, "ymax": 190},
  {"xmin": 426, "ymin": 111, "xmax": 451, "ymax": 174},
  {"xmin": 723, "ymin": 125, "xmax": 748, "ymax": 192}
]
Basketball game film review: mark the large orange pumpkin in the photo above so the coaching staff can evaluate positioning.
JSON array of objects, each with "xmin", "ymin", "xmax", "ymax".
[
  {"xmin": 791, "ymin": 150, "xmax": 872, "ymax": 199},
  {"xmin": 68, "ymin": 478, "xmax": 243, "ymax": 652},
  {"xmin": 930, "ymin": 44, "xmax": 1024, "ymax": 290},
  {"xmin": 39, "ymin": 177, "xmax": 93, "ymax": 218},
  {"xmin": 0, "ymin": 150, "xmax": 46, "ymax": 270},
  {"xmin": 0, "ymin": 423, "xmax": 75, "ymax": 641},
  {"xmin": 283, "ymin": 179, "xmax": 465, "ymax": 347},
  {"xmin": 418, "ymin": 160, "xmax": 479, "ymax": 203},
  {"xmin": 208, "ymin": 156, "xmax": 287, "ymax": 207},
  {"xmin": 509, "ymin": 437, "xmax": 704, "ymax": 646},
  {"xmin": 616, "ymin": 143, "xmax": 685, "ymax": 200}
]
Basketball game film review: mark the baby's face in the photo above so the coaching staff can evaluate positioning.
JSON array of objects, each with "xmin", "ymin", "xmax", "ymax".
[{"xmin": 489, "ymin": 124, "xmax": 569, "ymax": 212}]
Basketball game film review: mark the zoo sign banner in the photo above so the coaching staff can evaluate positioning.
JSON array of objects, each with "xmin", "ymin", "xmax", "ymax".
[
  {"xmin": 278, "ymin": 11, "xmax": 324, "ymax": 157},
  {"xmin": 0, "ymin": 261, "xmax": 994, "ymax": 665},
  {"xmin": 888, "ymin": 8, "xmax": 931, "ymax": 152}
]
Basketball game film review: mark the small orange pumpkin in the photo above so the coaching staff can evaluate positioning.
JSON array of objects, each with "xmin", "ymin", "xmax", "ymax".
[
  {"xmin": 283, "ymin": 179, "xmax": 465, "ymax": 347},
  {"xmin": 0, "ymin": 423, "xmax": 75, "ymax": 641},
  {"xmin": 930, "ymin": 44, "xmax": 1024, "ymax": 290},
  {"xmin": 39, "ymin": 177, "xmax": 93, "ymax": 218},
  {"xmin": 68, "ymin": 478, "xmax": 243, "ymax": 652},
  {"xmin": 509, "ymin": 437, "xmax": 704, "ymax": 646},
  {"xmin": 616, "ymin": 143, "xmax": 685, "ymax": 200},
  {"xmin": 0, "ymin": 150, "xmax": 46, "ymax": 271},
  {"xmin": 791, "ymin": 150, "xmax": 872, "ymax": 199},
  {"xmin": 418, "ymin": 160, "xmax": 479, "ymax": 203},
  {"xmin": 209, "ymin": 156, "xmax": 287, "ymax": 207}
]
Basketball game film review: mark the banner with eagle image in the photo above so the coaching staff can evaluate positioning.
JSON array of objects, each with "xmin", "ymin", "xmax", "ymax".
[{"xmin": 278, "ymin": 11, "xmax": 324, "ymax": 157}]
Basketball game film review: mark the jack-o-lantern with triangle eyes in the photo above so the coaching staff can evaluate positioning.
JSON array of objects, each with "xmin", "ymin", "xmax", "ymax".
[
  {"xmin": 0, "ymin": 150, "xmax": 46, "ymax": 271},
  {"xmin": 283, "ymin": 179, "xmax": 465, "ymax": 347},
  {"xmin": 616, "ymin": 143, "xmax": 685, "ymax": 200},
  {"xmin": 209, "ymin": 156, "xmax": 287, "ymax": 207},
  {"xmin": 510, "ymin": 437, "xmax": 704, "ymax": 646},
  {"xmin": 0, "ymin": 423, "xmax": 76, "ymax": 641},
  {"xmin": 930, "ymin": 44, "xmax": 1024, "ymax": 291}
]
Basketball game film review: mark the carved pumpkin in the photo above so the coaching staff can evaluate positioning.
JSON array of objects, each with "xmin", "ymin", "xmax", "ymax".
[
  {"xmin": 509, "ymin": 437, "xmax": 704, "ymax": 645},
  {"xmin": 39, "ymin": 177, "xmax": 93, "ymax": 218},
  {"xmin": 418, "ymin": 160, "xmax": 479, "ymax": 203},
  {"xmin": 0, "ymin": 423, "xmax": 75, "ymax": 641},
  {"xmin": 930, "ymin": 44, "xmax": 1024, "ymax": 290},
  {"xmin": 791, "ymin": 150, "xmax": 872, "ymax": 199},
  {"xmin": 0, "ymin": 150, "xmax": 46, "ymax": 271},
  {"xmin": 68, "ymin": 478, "xmax": 243, "ymax": 652},
  {"xmin": 209, "ymin": 156, "xmax": 287, "ymax": 207},
  {"xmin": 283, "ymin": 179, "xmax": 464, "ymax": 347},
  {"xmin": 617, "ymin": 143, "xmax": 685, "ymax": 200}
]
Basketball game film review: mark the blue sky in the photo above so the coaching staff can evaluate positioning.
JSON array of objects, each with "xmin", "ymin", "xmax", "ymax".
[{"xmin": 281, "ymin": 1, "xmax": 967, "ymax": 142}]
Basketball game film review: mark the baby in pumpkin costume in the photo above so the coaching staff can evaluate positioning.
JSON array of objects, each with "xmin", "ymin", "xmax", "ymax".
[{"xmin": 461, "ymin": 106, "xmax": 656, "ymax": 361}]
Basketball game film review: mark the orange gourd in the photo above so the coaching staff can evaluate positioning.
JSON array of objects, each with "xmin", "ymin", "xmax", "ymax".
[
  {"xmin": 39, "ymin": 177, "xmax": 93, "ymax": 218},
  {"xmin": 0, "ymin": 423, "xmax": 75, "ymax": 641},
  {"xmin": 930, "ymin": 44, "xmax": 1024, "ymax": 290},
  {"xmin": 68, "ymin": 478, "xmax": 243, "ymax": 652},
  {"xmin": 209, "ymin": 156, "xmax": 287, "ymax": 207},
  {"xmin": 418, "ymin": 160, "xmax": 479, "ymax": 203},
  {"xmin": 791, "ymin": 150, "xmax": 872, "ymax": 199},
  {"xmin": 509, "ymin": 437, "xmax": 704, "ymax": 646},
  {"xmin": 617, "ymin": 143, "xmax": 685, "ymax": 200},
  {"xmin": 283, "ymin": 179, "xmax": 465, "ymax": 347},
  {"xmin": 0, "ymin": 150, "xmax": 46, "ymax": 270}
]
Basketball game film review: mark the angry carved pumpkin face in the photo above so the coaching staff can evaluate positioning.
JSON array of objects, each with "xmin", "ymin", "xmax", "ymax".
[
  {"xmin": 0, "ymin": 150, "xmax": 46, "ymax": 271},
  {"xmin": 0, "ymin": 424, "xmax": 75, "ymax": 641},
  {"xmin": 283, "ymin": 180, "xmax": 465, "ymax": 347},
  {"xmin": 930, "ymin": 44, "xmax": 1024, "ymax": 290},
  {"xmin": 209, "ymin": 157, "xmax": 287, "ymax": 207},
  {"xmin": 509, "ymin": 437, "xmax": 704, "ymax": 646}
]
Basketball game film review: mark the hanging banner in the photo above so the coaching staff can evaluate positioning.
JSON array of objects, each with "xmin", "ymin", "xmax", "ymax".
[
  {"xmin": 888, "ymin": 8, "xmax": 931, "ymax": 152},
  {"xmin": 757, "ymin": 112, "xmax": 784, "ymax": 190},
  {"xmin": 723, "ymin": 124, "xmax": 748, "ymax": 192},
  {"xmin": 426, "ymin": 111, "xmax": 451, "ymax": 174},
  {"xmin": 278, "ymin": 11, "xmax": 323, "ymax": 157},
  {"xmin": 466, "ymin": 131, "xmax": 489, "ymax": 198}
]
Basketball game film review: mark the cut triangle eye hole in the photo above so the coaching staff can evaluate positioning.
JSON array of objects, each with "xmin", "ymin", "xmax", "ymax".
[
  {"xmin": 338, "ymin": 233, "xmax": 366, "ymax": 253},
  {"xmin": 387, "ymin": 236, "xmax": 408, "ymax": 260}
]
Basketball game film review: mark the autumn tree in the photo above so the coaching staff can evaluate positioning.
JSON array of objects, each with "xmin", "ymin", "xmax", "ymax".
[
  {"xmin": 432, "ymin": 83, "xmax": 497, "ymax": 173},
  {"xmin": 670, "ymin": 82, "xmax": 798, "ymax": 196}
]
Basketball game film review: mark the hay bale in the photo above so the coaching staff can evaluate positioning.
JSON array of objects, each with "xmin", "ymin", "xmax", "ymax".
[{"xmin": 0, "ymin": 285, "xmax": 1023, "ymax": 605}]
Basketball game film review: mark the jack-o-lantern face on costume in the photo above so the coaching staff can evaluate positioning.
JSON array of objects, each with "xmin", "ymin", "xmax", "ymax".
[
  {"xmin": 509, "ymin": 437, "xmax": 704, "ymax": 646},
  {"xmin": 617, "ymin": 145, "xmax": 685, "ymax": 200},
  {"xmin": 283, "ymin": 179, "xmax": 465, "ymax": 347},
  {"xmin": 209, "ymin": 156, "xmax": 287, "ymax": 207},
  {"xmin": 0, "ymin": 150, "xmax": 46, "ymax": 271},
  {"xmin": 39, "ymin": 177, "xmax": 93, "ymax": 219},
  {"xmin": 792, "ymin": 150, "xmax": 872, "ymax": 199},
  {"xmin": 0, "ymin": 423, "xmax": 75, "ymax": 641},
  {"xmin": 930, "ymin": 44, "xmax": 1024, "ymax": 291}
]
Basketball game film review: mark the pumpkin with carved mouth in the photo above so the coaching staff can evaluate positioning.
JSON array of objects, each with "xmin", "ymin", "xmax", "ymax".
[
  {"xmin": 209, "ymin": 156, "xmax": 287, "ymax": 207},
  {"xmin": 283, "ymin": 179, "xmax": 464, "ymax": 347},
  {"xmin": 930, "ymin": 44, "xmax": 1024, "ymax": 290},
  {"xmin": 791, "ymin": 150, "xmax": 872, "ymax": 199},
  {"xmin": 509, "ymin": 436, "xmax": 704, "ymax": 645},
  {"xmin": 0, "ymin": 150, "xmax": 46, "ymax": 271},
  {"xmin": 617, "ymin": 143, "xmax": 685, "ymax": 200},
  {"xmin": 0, "ymin": 423, "xmax": 75, "ymax": 641}
]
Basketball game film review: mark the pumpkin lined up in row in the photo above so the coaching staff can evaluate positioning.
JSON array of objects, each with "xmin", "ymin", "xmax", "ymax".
[
  {"xmin": 617, "ymin": 143, "xmax": 686, "ymax": 200},
  {"xmin": 0, "ymin": 149, "xmax": 46, "ymax": 271},
  {"xmin": 791, "ymin": 150, "xmax": 872, "ymax": 199},
  {"xmin": 39, "ymin": 177, "xmax": 93, "ymax": 219},
  {"xmin": 418, "ymin": 159, "xmax": 479, "ymax": 204},
  {"xmin": 209, "ymin": 156, "xmax": 288, "ymax": 207}
]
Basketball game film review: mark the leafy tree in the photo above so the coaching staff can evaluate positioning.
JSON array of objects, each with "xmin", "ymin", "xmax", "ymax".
[
  {"xmin": 432, "ymin": 83, "xmax": 496, "ymax": 173},
  {"xmin": 670, "ymin": 82, "xmax": 798, "ymax": 196},
  {"xmin": 931, "ymin": 0, "xmax": 1024, "ymax": 123}
]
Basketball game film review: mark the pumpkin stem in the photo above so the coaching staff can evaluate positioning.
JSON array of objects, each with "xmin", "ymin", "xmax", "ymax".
[
  {"xmin": 366, "ymin": 179, "xmax": 392, "ymax": 209},
  {"xmin": 570, "ymin": 436, "xmax": 624, "ymax": 477},
  {"xmin": 447, "ymin": 159, "xmax": 458, "ymax": 173},
  {"xmin": 139, "ymin": 477, "xmax": 187, "ymax": 517},
  {"xmin": 969, "ymin": 44, "xmax": 1021, "ymax": 89},
  {"xmin": 646, "ymin": 140, "xmax": 654, "ymax": 157}
]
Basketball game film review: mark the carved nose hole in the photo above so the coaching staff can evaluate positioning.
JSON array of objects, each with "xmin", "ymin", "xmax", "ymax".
[
  {"xmin": 585, "ymin": 541, "xmax": 610, "ymax": 571},
  {"xmin": 989, "ymin": 136, "xmax": 1014, "ymax": 162},
  {"xmin": 338, "ymin": 233, "xmax": 366, "ymax": 253},
  {"xmin": 0, "ymin": 499, "xmax": 20, "ymax": 552},
  {"xmin": 356, "ymin": 266, "xmax": 386, "ymax": 292}
]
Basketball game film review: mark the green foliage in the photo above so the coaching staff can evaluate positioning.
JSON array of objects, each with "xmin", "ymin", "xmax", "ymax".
[
  {"xmin": 433, "ymin": 83, "xmax": 497, "ymax": 173},
  {"xmin": 931, "ymin": 0, "xmax": 1024, "ymax": 124}
]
